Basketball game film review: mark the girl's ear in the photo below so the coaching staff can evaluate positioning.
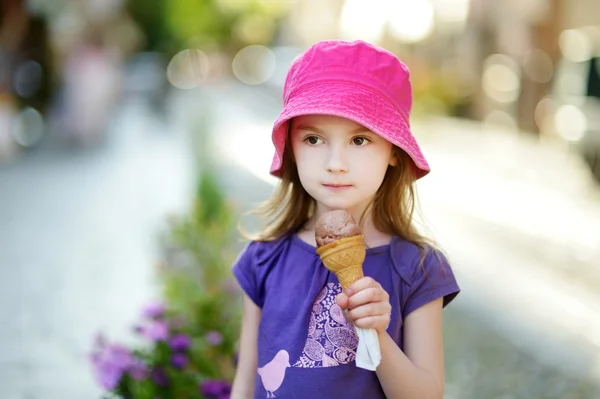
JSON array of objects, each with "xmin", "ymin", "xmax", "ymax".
[{"xmin": 388, "ymin": 149, "xmax": 398, "ymax": 167}]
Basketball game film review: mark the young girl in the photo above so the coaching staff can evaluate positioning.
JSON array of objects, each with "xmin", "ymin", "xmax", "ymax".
[{"xmin": 230, "ymin": 40, "xmax": 460, "ymax": 399}]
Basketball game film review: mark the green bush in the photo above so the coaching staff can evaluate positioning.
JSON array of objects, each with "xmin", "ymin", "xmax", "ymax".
[{"xmin": 90, "ymin": 169, "xmax": 242, "ymax": 399}]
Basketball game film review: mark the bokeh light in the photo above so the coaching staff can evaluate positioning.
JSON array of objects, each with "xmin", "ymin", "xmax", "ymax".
[
  {"xmin": 523, "ymin": 49, "xmax": 554, "ymax": 84},
  {"xmin": 232, "ymin": 45, "xmax": 276, "ymax": 85},
  {"xmin": 340, "ymin": 0, "xmax": 436, "ymax": 44},
  {"xmin": 12, "ymin": 107, "xmax": 44, "ymax": 147},
  {"xmin": 339, "ymin": 0, "xmax": 388, "ymax": 43},
  {"xmin": 166, "ymin": 49, "xmax": 210, "ymax": 90},
  {"xmin": 13, "ymin": 61, "xmax": 43, "ymax": 98},
  {"xmin": 554, "ymin": 104, "xmax": 587, "ymax": 141},
  {"xmin": 482, "ymin": 54, "xmax": 520, "ymax": 103},
  {"xmin": 559, "ymin": 29, "xmax": 592, "ymax": 63},
  {"xmin": 388, "ymin": 0, "xmax": 435, "ymax": 43}
]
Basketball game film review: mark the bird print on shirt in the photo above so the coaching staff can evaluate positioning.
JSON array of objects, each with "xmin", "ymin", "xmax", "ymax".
[{"xmin": 257, "ymin": 350, "xmax": 291, "ymax": 398}]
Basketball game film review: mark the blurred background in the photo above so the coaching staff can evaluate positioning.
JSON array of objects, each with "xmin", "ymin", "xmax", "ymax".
[{"xmin": 1, "ymin": 0, "xmax": 600, "ymax": 398}]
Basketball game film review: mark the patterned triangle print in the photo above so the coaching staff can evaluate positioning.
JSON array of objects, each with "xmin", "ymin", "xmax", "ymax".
[{"xmin": 293, "ymin": 283, "xmax": 358, "ymax": 368}]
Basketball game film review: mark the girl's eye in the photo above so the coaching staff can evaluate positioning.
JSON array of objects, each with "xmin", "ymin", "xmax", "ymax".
[
  {"xmin": 305, "ymin": 136, "xmax": 322, "ymax": 145},
  {"xmin": 352, "ymin": 136, "xmax": 370, "ymax": 146}
]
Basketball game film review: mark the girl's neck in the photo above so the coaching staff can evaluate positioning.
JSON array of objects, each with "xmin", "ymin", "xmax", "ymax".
[{"xmin": 298, "ymin": 210, "xmax": 393, "ymax": 249}]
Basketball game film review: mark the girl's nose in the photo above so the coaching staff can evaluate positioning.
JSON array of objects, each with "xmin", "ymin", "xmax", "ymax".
[{"xmin": 326, "ymin": 145, "xmax": 349, "ymax": 173}]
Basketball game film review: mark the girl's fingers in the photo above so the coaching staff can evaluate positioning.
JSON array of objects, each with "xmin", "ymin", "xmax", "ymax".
[
  {"xmin": 347, "ymin": 302, "xmax": 391, "ymax": 321},
  {"xmin": 336, "ymin": 293, "xmax": 353, "ymax": 323},
  {"xmin": 336, "ymin": 293, "xmax": 349, "ymax": 309},
  {"xmin": 346, "ymin": 277, "xmax": 378, "ymax": 296},
  {"xmin": 353, "ymin": 314, "xmax": 391, "ymax": 330},
  {"xmin": 347, "ymin": 287, "xmax": 389, "ymax": 309}
]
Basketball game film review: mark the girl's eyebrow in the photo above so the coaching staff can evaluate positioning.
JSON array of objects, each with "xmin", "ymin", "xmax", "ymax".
[
  {"xmin": 350, "ymin": 127, "xmax": 373, "ymax": 134},
  {"xmin": 296, "ymin": 124, "xmax": 372, "ymax": 135},
  {"xmin": 296, "ymin": 124, "xmax": 323, "ymax": 134}
]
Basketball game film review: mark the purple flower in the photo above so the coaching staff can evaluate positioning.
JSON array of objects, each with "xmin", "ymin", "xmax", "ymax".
[
  {"xmin": 128, "ymin": 357, "xmax": 148, "ymax": 381},
  {"xmin": 171, "ymin": 353, "xmax": 188, "ymax": 369},
  {"xmin": 142, "ymin": 300, "xmax": 165, "ymax": 319},
  {"xmin": 200, "ymin": 379, "xmax": 231, "ymax": 398},
  {"xmin": 90, "ymin": 335, "xmax": 132, "ymax": 389},
  {"xmin": 168, "ymin": 334, "xmax": 191, "ymax": 351},
  {"xmin": 151, "ymin": 367, "xmax": 169, "ymax": 387},
  {"xmin": 144, "ymin": 320, "xmax": 169, "ymax": 341},
  {"xmin": 205, "ymin": 331, "xmax": 223, "ymax": 346}
]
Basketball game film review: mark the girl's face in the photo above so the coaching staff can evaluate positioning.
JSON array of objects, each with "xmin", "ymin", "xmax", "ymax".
[{"xmin": 290, "ymin": 114, "xmax": 397, "ymax": 220}]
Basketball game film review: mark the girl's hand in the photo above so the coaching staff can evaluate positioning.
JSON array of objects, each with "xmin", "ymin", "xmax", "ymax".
[{"xmin": 336, "ymin": 277, "xmax": 392, "ymax": 335}]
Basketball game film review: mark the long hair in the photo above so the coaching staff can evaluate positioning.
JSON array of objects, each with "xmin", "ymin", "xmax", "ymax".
[{"xmin": 238, "ymin": 127, "xmax": 439, "ymax": 258}]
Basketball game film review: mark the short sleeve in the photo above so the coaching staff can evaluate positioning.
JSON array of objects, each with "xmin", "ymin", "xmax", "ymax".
[
  {"xmin": 231, "ymin": 242, "xmax": 264, "ymax": 308},
  {"xmin": 402, "ymin": 250, "xmax": 460, "ymax": 319}
]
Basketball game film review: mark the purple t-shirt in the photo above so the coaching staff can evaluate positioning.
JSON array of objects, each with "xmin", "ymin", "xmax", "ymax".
[{"xmin": 232, "ymin": 233, "xmax": 460, "ymax": 398}]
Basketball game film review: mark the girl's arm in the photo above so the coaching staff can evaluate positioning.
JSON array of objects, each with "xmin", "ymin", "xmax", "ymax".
[
  {"xmin": 375, "ymin": 298, "xmax": 444, "ymax": 399},
  {"xmin": 231, "ymin": 292, "xmax": 261, "ymax": 399},
  {"xmin": 337, "ymin": 278, "xmax": 445, "ymax": 399}
]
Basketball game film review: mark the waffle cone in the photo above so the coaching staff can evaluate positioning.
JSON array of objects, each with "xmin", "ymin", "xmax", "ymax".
[{"xmin": 316, "ymin": 235, "xmax": 366, "ymax": 289}]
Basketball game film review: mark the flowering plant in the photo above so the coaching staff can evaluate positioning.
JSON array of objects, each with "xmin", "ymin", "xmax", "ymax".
[{"xmin": 90, "ymin": 170, "xmax": 242, "ymax": 398}]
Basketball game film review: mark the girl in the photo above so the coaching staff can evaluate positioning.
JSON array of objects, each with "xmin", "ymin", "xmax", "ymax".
[{"xmin": 231, "ymin": 40, "xmax": 460, "ymax": 399}]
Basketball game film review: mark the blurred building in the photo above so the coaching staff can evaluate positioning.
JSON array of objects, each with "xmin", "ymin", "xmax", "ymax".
[{"xmin": 0, "ymin": 0, "xmax": 145, "ymax": 159}]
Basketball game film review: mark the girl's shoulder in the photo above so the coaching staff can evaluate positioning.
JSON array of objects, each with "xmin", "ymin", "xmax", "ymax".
[
  {"xmin": 389, "ymin": 236, "xmax": 460, "ymax": 314},
  {"xmin": 236, "ymin": 233, "xmax": 296, "ymax": 267},
  {"xmin": 388, "ymin": 236, "xmax": 451, "ymax": 286},
  {"xmin": 232, "ymin": 234, "xmax": 297, "ymax": 308}
]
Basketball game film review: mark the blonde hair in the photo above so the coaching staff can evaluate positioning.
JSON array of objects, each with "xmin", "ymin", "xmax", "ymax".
[{"xmin": 238, "ymin": 126, "xmax": 439, "ymax": 260}]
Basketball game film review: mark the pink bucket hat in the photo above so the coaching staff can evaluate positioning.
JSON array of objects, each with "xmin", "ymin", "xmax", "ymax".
[{"xmin": 269, "ymin": 40, "xmax": 430, "ymax": 179}]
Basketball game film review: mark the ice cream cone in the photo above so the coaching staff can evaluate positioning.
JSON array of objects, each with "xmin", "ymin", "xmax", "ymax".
[{"xmin": 316, "ymin": 235, "xmax": 366, "ymax": 289}]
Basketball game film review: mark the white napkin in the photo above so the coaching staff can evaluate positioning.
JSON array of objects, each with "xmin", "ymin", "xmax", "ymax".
[{"xmin": 354, "ymin": 327, "xmax": 381, "ymax": 370}]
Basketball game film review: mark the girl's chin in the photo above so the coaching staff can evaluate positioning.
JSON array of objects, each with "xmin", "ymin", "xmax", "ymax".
[{"xmin": 314, "ymin": 201, "xmax": 366, "ymax": 216}]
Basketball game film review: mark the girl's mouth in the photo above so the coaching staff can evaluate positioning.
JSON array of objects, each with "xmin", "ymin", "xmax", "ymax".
[{"xmin": 323, "ymin": 184, "xmax": 352, "ymax": 190}]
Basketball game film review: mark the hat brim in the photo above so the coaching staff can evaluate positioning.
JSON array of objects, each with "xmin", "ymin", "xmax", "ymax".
[{"xmin": 269, "ymin": 81, "xmax": 430, "ymax": 179}]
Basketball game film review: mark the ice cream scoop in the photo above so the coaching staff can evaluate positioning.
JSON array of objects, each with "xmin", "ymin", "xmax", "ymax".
[
  {"xmin": 315, "ymin": 210, "xmax": 365, "ymax": 289},
  {"xmin": 315, "ymin": 209, "xmax": 362, "ymax": 247}
]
